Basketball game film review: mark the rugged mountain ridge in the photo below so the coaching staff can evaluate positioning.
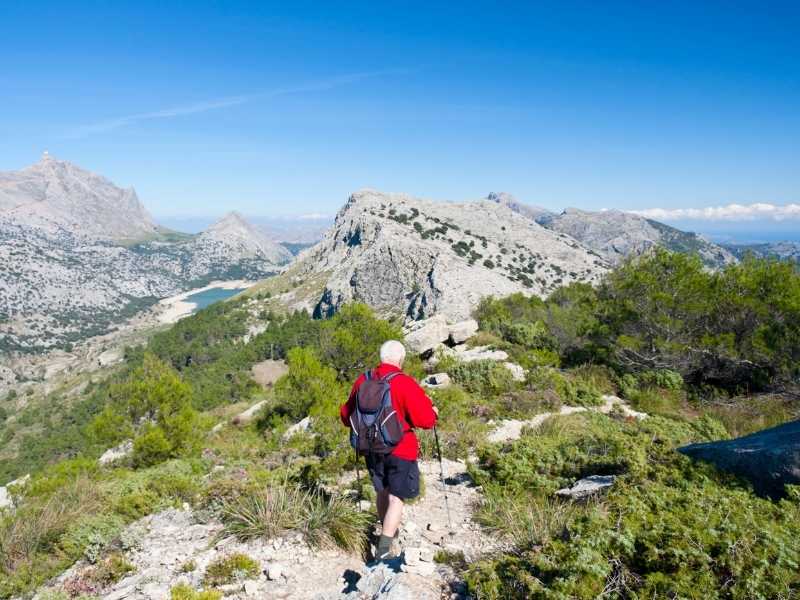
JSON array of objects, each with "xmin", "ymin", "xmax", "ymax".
[
  {"xmin": 196, "ymin": 212, "xmax": 292, "ymax": 265},
  {"xmin": 264, "ymin": 189, "xmax": 609, "ymax": 322},
  {"xmin": 0, "ymin": 159, "xmax": 293, "ymax": 353},
  {"xmin": 0, "ymin": 153, "xmax": 158, "ymax": 242},
  {"xmin": 488, "ymin": 192, "xmax": 737, "ymax": 268},
  {"xmin": 724, "ymin": 241, "xmax": 800, "ymax": 263}
]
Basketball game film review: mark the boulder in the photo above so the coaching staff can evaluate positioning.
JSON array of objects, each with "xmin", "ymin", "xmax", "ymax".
[
  {"xmin": 232, "ymin": 400, "xmax": 267, "ymax": 426},
  {"xmin": 556, "ymin": 475, "xmax": 616, "ymax": 499},
  {"xmin": 678, "ymin": 420, "xmax": 800, "ymax": 498},
  {"xmin": 421, "ymin": 373, "xmax": 451, "ymax": 389},
  {"xmin": 0, "ymin": 474, "xmax": 30, "ymax": 509},
  {"xmin": 98, "ymin": 439, "xmax": 133, "ymax": 466},
  {"xmin": 448, "ymin": 319, "xmax": 478, "ymax": 345},
  {"xmin": 454, "ymin": 345, "xmax": 509, "ymax": 363},
  {"xmin": 282, "ymin": 416, "xmax": 312, "ymax": 440},
  {"xmin": 502, "ymin": 362, "xmax": 526, "ymax": 381},
  {"xmin": 404, "ymin": 315, "xmax": 450, "ymax": 354}
]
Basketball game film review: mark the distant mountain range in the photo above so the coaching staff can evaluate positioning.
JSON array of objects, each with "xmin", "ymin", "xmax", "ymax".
[
  {"xmin": 488, "ymin": 192, "xmax": 737, "ymax": 269},
  {"xmin": 0, "ymin": 156, "xmax": 292, "ymax": 353},
  {"xmin": 723, "ymin": 241, "xmax": 800, "ymax": 263},
  {"xmin": 3, "ymin": 156, "xmax": 793, "ymax": 354}
]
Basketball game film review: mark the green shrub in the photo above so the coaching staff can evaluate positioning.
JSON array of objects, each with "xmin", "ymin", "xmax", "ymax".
[
  {"xmin": 203, "ymin": 553, "xmax": 259, "ymax": 586},
  {"xmin": 465, "ymin": 411, "xmax": 799, "ymax": 598},
  {"xmin": 170, "ymin": 584, "xmax": 222, "ymax": 600},
  {"xmin": 451, "ymin": 360, "xmax": 516, "ymax": 397}
]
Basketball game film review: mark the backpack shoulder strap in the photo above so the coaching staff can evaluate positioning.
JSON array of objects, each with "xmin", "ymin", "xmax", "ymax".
[
  {"xmin": 381, "ymin": 371, "xmax": 403, "ymax": 383},
  {"xmin": 364, "ymin": 370, "xmax": 373, "ymax": 381}
]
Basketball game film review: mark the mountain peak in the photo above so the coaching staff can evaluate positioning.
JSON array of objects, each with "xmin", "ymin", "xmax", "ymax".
[
  {"xmin": 1, "ymin": 157, "xmax": 157, "ymax": 241},
  {"xmin": 200, "ymin": 211, "xmax": 292, "ymax": 265}
]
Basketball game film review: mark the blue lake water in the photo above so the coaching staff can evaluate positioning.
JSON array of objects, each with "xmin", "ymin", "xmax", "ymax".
[{"xmin": 185, "ymin": 287, "xmax": 246, "ymax": 312}]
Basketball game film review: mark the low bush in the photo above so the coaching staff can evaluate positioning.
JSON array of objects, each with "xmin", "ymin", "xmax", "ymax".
[
  {"xmin": 218, "ymin": 482, "xmax": 370, "ymax": 553},
  {"xmin": 450, "ymin": 360, "xmax": 516, "ymax": 397},
  {"xmin": 465, "ymin": 411, "xmax": 800, "ymax": 598},
  {"xmin": 203, "ymin": 553, "xmax": 260, "ymax": 586},
  {"xmin": 170, "ymin": 583, "xmax": 222, "ymax": 600}
]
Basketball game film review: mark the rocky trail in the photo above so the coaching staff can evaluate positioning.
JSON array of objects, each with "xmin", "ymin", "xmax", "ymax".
[
  {"xmin": 34, "ymin": 391, "xmax": 646, "ymax": 600},
  {"xmin": 43, "ymin": 457, "xmax": 493, "ymax": 600}
]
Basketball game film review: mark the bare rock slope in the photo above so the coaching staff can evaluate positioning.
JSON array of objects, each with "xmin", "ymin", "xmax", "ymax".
[
  {"xmin": 0, "ymin": 159, "xmax": 293, "ymax": 353},
  {"xmin": 489, "ymin": 192, "xmax": 737, "ymax": 268},
  {"xmin": 271, "ymin": 189, "xmax": 609, "ymax": 322},
  {"xmin": 0, "ymin": 153, "xmax": 158, "ymax": 242}
]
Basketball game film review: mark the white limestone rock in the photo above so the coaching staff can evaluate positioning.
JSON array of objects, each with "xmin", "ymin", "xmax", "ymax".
[
  {"xmin": 98, "ymin": 439, "xmax": 133, "ymax": 466},
  {"xmin": 421, "ymin": 373, "xmax": 451, "ymax": 389},
  {"xmin": 287, "ymin": 189, "xmax": 609, "ymax": 324},
  {"xmin": 447, "ymin": 319, "xmax": 479, "ymax": 344},
  {"xmin": 404, "ymin": 315, "xmax": 450, "ymax": 354},
  {"xmin": 556, "ymin": 475, "xmax": 616, "ymax": 499}
]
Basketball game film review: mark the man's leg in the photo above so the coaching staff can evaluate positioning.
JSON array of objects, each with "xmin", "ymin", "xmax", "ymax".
[
  {"xmin": 376, "ymin": 488, "xmax": 390, "ymax": 523},
  {"xmin": 380, "ymin": 493, "xmax": 404, "ymax": 538}
]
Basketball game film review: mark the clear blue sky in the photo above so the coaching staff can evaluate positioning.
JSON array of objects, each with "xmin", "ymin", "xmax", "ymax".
[{"xmin": 1, "ymin": 1, "xmax": 798, "ymax": 232}]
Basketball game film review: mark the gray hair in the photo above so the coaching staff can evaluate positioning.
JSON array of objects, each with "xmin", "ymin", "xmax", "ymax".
[{"xmin": 379, "ymin": 340, "xmax": 406, "ymax": 366}]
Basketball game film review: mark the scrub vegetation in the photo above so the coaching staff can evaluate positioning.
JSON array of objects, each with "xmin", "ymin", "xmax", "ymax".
[{"xmin": 1, "ymin": 250, "xmax": 799, "ymax": 598}]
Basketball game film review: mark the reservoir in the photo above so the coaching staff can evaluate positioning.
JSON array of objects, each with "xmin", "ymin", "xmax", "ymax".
[{"xmin": 185, "ymin": 286, "xmax": 246, "ymax": 312}]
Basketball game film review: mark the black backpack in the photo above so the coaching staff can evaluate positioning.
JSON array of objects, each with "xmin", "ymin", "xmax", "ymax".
[{"xmin": 349, "ymin": 370, "xmax": 406, "ymax": 455}]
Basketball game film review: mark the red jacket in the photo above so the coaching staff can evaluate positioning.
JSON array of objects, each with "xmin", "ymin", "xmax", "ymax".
[{"xmin": 340, "ymin": 363, "xmax": 437, "ymax": 461}]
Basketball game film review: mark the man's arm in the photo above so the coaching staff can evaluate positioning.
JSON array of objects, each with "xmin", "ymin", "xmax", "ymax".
[
  {"xmin": 401, "ymin": 376, "xmax": 438, "ymax": 430},
  {"xmin": 340, "ymin": 375, "xmax": 365, "ymax": 427}
]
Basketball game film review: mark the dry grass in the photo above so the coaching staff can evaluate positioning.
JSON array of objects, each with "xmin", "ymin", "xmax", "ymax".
[
  {"xmin": 475, "ymin": 489, "xmax": 579, "ymax": 550},
  {"xmin": 0, "ymin": 475, "xmax": 101, "ymax": 573},
  {"xmin": 218, "ymin": 482, "xmax": 370, "ymax": 553}
]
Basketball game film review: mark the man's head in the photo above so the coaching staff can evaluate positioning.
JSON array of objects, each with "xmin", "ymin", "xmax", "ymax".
[{"xmin": 380, "ymin": 340, "xmax": 406, "ymax": 368}]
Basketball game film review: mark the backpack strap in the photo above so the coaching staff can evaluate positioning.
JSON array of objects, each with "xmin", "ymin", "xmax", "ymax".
[{"xmin": 381, "ymin": 371, "xmax": 402, "ymax": 383}]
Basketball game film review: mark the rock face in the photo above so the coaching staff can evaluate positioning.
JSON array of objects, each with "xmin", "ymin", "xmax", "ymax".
[
  {"xmin": 0, "ymin": 153, "xmax": 158, "ymax": 242},
  {"xmin": 0, "ymin": 160, "xmax": 293, "ymax": 353},
  {"xmin": 678, "ymin": 420, "xmax": 800, "ymax": 498},
  {"xmin": 194, "ymin": 212, "xmax": 292, "ymax": 266},
  {"xmin": 724, "ymin": 241, "xmax": 800, "ymax": 264},
  {"xmin": 290, "ymin": 189, "xmax": 608, "ymax": 323},
  {"xmin": 492, "ymin": 193, "xmax": 737, "ymax": 269},
  {"xmin": 538, "ymin": 208, "xmax": 737, "ymax": 268}
]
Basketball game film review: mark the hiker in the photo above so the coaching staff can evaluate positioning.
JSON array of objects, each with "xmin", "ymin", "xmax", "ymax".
[{"xmin": 340, "ymin": 339, "xmax": 438, "ymax": 560}]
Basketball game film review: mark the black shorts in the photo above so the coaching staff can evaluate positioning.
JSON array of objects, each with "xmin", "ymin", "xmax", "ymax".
[{"xmin": 365, "ymin": 454, "xmax": 420, "ymax": 500}]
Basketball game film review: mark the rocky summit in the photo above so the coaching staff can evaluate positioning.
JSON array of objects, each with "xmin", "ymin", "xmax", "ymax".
[
  {"xmin": 0, "ymin": 159, "xmax": 294, "ymax": 353},
  {"xmin": 488, "ymin": 192, "xmax": 737, "ymax": 268},
  {"xmin": 0, "ymin": 153, "xmax": 158, "ymax": 242},
  {"xmin": 277, "ymin": 189, "xmax": 609, "ymax": 322},
  {"xmin": 196, "ymin": 212, "xmax": 293, "ymax": 266}
]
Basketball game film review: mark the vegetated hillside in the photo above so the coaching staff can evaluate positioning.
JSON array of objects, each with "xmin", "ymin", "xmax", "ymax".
[
  {"xmin": 247, "ymin": 189, "xmax": 609, "ymax": 322},
  {"xmin": 724, "ymin": 240, "xmax": 800, "ymax": 263},
  {"xmin": 488, "ymin": 192, "xmax": 737, "ymax": 268},
  {"xmin": 0, "ymin": 158, "xmax": 293, "ymax": 353},
  {"xmin": 1, "ymin": 250, "xmax": 798, "ymax": 599}
]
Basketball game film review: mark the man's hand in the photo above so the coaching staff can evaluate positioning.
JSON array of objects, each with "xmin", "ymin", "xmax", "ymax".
[{"xmin": 432, "ymin": 405, "xmax": 439, "ymax": 416}]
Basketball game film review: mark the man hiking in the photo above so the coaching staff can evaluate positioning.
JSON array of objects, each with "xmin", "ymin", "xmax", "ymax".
[{"xmin": 340, "ymin": 339, "xmax": 438, "ymax": 560}]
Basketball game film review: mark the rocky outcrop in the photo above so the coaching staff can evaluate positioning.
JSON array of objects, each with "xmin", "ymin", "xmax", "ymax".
[
  {"xmin": 98, "ymin": 440, "xmax": 133, "ymax": 466},
  {"xmin": 492, "ymin": 193, "xmax": 737, "ymax": 269},
  {"xmin": 286, "ymin": 189, "xmax": 608, "ymax": 324},
  {"xmin": 678, "ymin": 420, "xmax": 800, "ymax": 498},
  {"xmin": 556, "ymin": 475, "xmax": 616, "ymax": 499},
  {"xmin": 0, "ymin": 153, "xmax": 158, "ymax": 242},
  {"xmin": 192, "ymin": 212, "xmax": 292, "ymax": 267}
]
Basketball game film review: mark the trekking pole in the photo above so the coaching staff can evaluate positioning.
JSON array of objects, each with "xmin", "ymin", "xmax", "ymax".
[
  {"xmin": 354, "ymin": 447, "xmax": 362, "ymax": 511},
  {"xmin": 432, "ymin": 425, "xmax": 453, "ymax": 530}
]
